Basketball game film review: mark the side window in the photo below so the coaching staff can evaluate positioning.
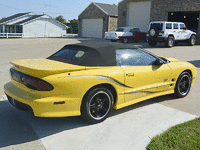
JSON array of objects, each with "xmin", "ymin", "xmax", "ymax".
[
  {"xmin": 53, "ymin": 48, "xmax": 84, "ymax": 61},
  {"xmin": 130, "ymin": 28, "xmax": 140, "ymax": 33},
  {"xmin": 180, "ymin": 24, "xmax": 186, "ymax": 29},
  {"xmin": 116, "ymin": 49, "xmax": 157, "ymax": 66},
  {"xmin": 166, "ymin": 23, "xmax": 172, "ymax": 29},
  {"xmin": 173, "ymin": 23, "xmax": 178, "ymax": 29}
]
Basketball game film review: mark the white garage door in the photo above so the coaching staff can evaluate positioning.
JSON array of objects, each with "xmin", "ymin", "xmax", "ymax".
[
  {"xmin": 127, "ymin": 1, "xmax": 151, "ymax": 32},
  {"xmin": 82, "ymin": 19, "xmax": 103, "ymax": 38}
]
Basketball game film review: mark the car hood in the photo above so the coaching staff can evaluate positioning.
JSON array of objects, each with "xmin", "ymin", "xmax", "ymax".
[{"xmin": 10, "ymin": 59, "xmax": 86, "ymax": 77}]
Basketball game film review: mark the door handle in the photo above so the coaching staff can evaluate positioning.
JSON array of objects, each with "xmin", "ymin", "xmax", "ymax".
[{"xmin": 126, "ymin": 73, "xmax": 134, "ymax": 77}]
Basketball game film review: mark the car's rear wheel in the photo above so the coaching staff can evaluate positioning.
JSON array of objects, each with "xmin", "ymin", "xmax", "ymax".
[
  {"xmin": 81, "ymin": 87, "xmax": 113, "ymax": 123},
  {"xmin": 188, "ymin": 35, "xmax": 196, "ymax": 46},
  {"xmin": 165, "ymin": 36, "xmax": 174, "ymax": 48},
  {"xmin": 174, "ymin": 72, "xmax": 191, "ymax": 98},
  {"xmin": 148, "ymin": 39, "xmax": 157, "ymax": 46},
  {"xmin": 123, "ymin": 38, "xmax": 129, "ymax": 43}
]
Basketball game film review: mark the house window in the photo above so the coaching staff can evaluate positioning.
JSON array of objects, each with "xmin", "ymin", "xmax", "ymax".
[
  {"xmin": 0, "ymin": 25, "xmax": 2, "ymax": 33},
  {"xmin": 16, "ymin": 26, "xmax": 22, "ymax": 33},
  {"xmin": 5, "ymin": 26, "xmax": 9, "ymax": 33}
]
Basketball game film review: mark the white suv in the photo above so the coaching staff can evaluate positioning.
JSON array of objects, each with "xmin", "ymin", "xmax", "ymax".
[{"xmin": 146, "ymin": 21, "xmax": 196, "ymax": 47}]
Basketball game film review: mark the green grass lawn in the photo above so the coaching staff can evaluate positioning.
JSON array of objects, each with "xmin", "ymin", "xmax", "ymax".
[{"xmin": 147, "ymin": 118, "xmax": 200, "ymax": 150}]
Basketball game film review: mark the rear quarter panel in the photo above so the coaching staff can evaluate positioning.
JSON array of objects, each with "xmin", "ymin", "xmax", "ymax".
[
  {"xmin": 43, "ymin": 67, "xmax": 125, "ymax": 106},
  {"xmin": 119, "ymin": 32, "xmax": 147, "ymax": 42}
]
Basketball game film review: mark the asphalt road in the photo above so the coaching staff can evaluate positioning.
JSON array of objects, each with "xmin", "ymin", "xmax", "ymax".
[{"xmin": 0, "ymin": 38, "xmax": 199, "ymax": 150}]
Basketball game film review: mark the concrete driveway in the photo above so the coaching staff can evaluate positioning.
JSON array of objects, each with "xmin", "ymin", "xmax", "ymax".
[{"xmin": 0, "ymin": 38, "xmax": 199, "ymax": 150}]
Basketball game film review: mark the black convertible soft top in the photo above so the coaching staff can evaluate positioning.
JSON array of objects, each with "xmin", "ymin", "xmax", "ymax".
[{"xmin": 47, "ymin": 41, "xmax": 138, "ymax": 66}]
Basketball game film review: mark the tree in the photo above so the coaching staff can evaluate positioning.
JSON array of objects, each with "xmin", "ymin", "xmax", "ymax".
[
  {"xmin": 55, "ymin": 15, "xmax": 78, "ymax": 34},
  {"xmin": 55, "ymin": 15, "xmax": 66, "ymax": 24},
  {"xmin": 67, "ymin": 19, "xmax": 78, "ymax": 34}
]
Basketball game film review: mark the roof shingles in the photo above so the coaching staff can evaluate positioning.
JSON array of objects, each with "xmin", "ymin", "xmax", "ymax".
[
  {"xmin": 94, "ymin": 3, "xmax": 118, "ymax": 16},
  {"xmin": 15, "ymin": 15, "xmax": 43, "ymax": 25},
  {"xmin": 0, "ymin": 12, "xmax": 30, "ymax": 24}
]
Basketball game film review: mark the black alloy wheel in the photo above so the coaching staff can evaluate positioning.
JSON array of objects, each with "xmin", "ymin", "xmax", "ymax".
[
  {"xmin": 174, "ymin": 72, "xmax": 191, "ymax": 98},
  {"xmin": 81, "ymin": 87, "xmax": 113, "ymax": 123}
]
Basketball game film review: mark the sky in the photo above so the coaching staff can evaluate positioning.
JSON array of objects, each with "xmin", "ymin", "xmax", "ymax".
[{"xmin": 0, "ymin": 0, "xmax": 120, "ymax": 21}]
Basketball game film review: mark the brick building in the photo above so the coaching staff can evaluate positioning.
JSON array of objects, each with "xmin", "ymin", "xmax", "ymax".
[
  {"xmin": 78, "ymin": 2, "xmax": 118, "ymax": 38},
  {"xmin": 118, "ymin": 0, "xmax": 200, "ymax": 37}
]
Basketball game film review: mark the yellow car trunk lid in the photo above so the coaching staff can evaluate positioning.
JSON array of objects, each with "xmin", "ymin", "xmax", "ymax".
[{"xmin": 10, "ymin": 59, "xmax": 85, "ymax": 77}]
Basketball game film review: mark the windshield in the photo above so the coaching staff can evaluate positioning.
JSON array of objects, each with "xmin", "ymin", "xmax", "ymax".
[{"xmin": 116, "ymin": 28, "xmax": 124, "ymax": 32}]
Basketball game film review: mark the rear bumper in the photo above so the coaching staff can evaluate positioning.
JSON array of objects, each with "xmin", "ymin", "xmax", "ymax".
[
  {"xmin": 4, "ymin": 82, "xmax": 81, "ymax": 117},
  {"xmin": 147, "ymin": 36, "xmax": 167, "ymax": 42}
]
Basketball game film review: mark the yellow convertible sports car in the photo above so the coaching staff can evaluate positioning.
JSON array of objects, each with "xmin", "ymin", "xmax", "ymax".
[{"xmin": 4, "ymin": 42, "xmax": 197, "ymax": 123}]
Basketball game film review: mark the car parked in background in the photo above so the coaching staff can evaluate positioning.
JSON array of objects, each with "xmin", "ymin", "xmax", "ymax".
[
  {"xmin": 146, "ymin": 21, "xmax": 197, "ymax": 47},
  {"xmin": 118, "ymin": 28, "xmax": 147, "ymax": 43},
  {"xmin": 104, "ymin": 27, "xmax": 146, "ymax": 42}
]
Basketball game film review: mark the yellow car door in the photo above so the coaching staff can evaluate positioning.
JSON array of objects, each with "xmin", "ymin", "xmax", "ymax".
[{"xmin": 116, "ymin": 48, "xmax": 171, "ymax": 102}]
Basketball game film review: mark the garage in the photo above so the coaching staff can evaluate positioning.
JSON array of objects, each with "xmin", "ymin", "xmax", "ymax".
[
  {"xmin": 82, "ymin": 19, "xmax": 103, "ymax": 38},
  {"xmin": 168, "ymin": 12, "xmax": 199, "ymax": 33},
  {"xmin": 78, "ymin": 2, "xmax": 118, "ymax": 38},
  {"xmin": 126, "ymin": 1, "xmax": 151, "ymax": 32}
]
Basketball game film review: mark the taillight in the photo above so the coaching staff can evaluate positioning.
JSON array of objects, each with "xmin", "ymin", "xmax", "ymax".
[
  {"xmin": 159, "ymin": 31, "xmax": 164, "ymax": 36},
  {"xmin": 10, "ymin": 68, "xmax": 54, "ymax": 91},
  {"xmin": 21, "ymin": 76, "xmax": 53, "ymax": 91}
]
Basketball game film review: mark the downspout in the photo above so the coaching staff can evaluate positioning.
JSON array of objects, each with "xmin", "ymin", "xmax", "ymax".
[
  {"xmin": 3, "ymin": 24, "xmax": 5, "ymax": 33},
  {"xmin": 108, "ymin": 15, "xmax": 110, "ymax": 32}
]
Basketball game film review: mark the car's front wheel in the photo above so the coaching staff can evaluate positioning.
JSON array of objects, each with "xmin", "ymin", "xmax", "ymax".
[
  {"xmin": 174, "ymin": 72, "xmax": 191, "ymax": 98},
  {"xmin": 81, "ymin": 87, "xmax": 113, "ymax": 123},
  {"xmin": 165, "ymin": 36, "xmax": 175, "ymax": 47},
  {"xmin": 188, "ymin": 35, "xmax": 196, "ymax": 46}
]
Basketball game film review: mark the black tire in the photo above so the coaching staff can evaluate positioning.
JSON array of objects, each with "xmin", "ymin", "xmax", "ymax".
[
  {"xmin": 81, "ymin": 87, "xmax": 113, "ymax": 123},
  {"xmin": 123, "ymin": 38, "xmax": 129, "ymax": 43},
  {"xmin": 165, "ymin": 36, "xmax": 175, "ymax": 48},
  {"xmin": 148, "ymin": 39, "xmax": 157, "ymax": 46},
  {"xmin": 149, "ymin": 27, "xmax": 159, "ymax": 38},
  {"xmin": 188, "ymin": 35, "xmax": 196, "ymax": 46},
  {"xmin": 144, "ymin": 37, "xmax": 148, "ymax": 42},
  {"xmin": 111, "ymin": 39, "xmax": 117, "ymax": 42},
  {"xmin": 174, "ymin": 72, "xmax": 191, "ymax": 98}
]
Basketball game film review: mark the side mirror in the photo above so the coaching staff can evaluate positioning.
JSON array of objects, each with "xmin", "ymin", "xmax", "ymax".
[{"xmin": 154, "ymin": 59, "xmax": 164, "ymax": 65}]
